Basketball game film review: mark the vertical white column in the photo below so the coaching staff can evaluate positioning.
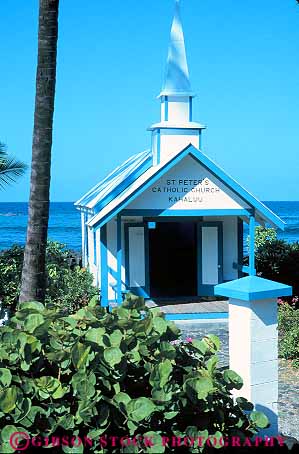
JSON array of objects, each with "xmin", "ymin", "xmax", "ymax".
[
  {"xmin": 249, "ymin": 215, "xmax": 256, "ymax": 276},
  {"xmin": 87, "ymin": 226, "xmax": 94, "ymax": 266},
  {"xmin": 81, "ymin": 211, "xmax": 87, "ymax": 267},
  {"xmin": 215, "ymin": 276, "xmax": 292, "ymax": 437},
  {"xmin": 229, "ymin": 297, "xmax": 278, "ymax": 435}
]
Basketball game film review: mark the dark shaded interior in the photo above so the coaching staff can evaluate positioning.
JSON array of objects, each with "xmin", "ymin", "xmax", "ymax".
[{"xmin": 149, "ymin": 222, "xmax": 197, "ymax": 297}]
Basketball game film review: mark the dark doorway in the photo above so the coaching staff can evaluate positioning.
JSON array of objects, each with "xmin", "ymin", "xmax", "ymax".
[{"xmin": 149, "ymin": 222, "xmax": 197, "ymax": 298}]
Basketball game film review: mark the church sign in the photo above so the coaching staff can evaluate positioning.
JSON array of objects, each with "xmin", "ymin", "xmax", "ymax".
[
  {"xmin": 128, "ymin": 156, "xmax": 247, "ymax": 211},
  {"xmin": 151, "ymin": 177, "xmax": 221, "ymax": 204}
]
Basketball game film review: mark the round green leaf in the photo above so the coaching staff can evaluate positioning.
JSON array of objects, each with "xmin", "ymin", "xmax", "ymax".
[
  {"xmin": 35, "ymin": 377, "xmax": 66, "ymax": 400},
  {"xmin": 17, "ymin": 405, "xmax": 45, "ymax": 428},
  {"xmin": 24, "ymin": 313, "xmax": 45, "ymax": 333},
  {"xmin": 18, "ymin": 301, "xmax": 45, "ymax": 312},
  {"xmin": 103, "ymin": 347, "xmax": 123, "ymax": 366},
  {"xmin": 209, "ymin": 431, "xmax": 224, "ymax": 449},
  {"xmin": 0, "ymin": 369, "xmax": 12, "ymax": 388},
  {"xmin": 159, "ymin": 360, "xmax": 172, "ymax": 387},
  {"xmin": 85, "ymin": 328, "xmax": 105, "ymax": 344},
  {"xmin": 250, "ymin": 411, "xmax": 269, "ymax": 428},
  {"xmin": 14, "ymin": 397, "xmax": 31, "ymax": 423},
  {"xmin": 87, "ymin": 295, "xmax": 99, "ymax": 308},
  {"xmin": 62, "ymin": 442, "xmax": 84, "ymax": 454},
  {"xmin": 223, "ymin": 369, "xmax": 243, "ymax": 390},
  {"xmin": 71, "ymin": 342, "xmax": 91, "ymax": 370},
  {"xmin": 114, "ymin": 392, "xmax": 131, "ymax": 406},
  {"xmin": 71, "ymin": 372, "xmax": 96, "ymax": 399},
  {"xmin": 128, "ymin": 349, "xmax": 141, "ymax": 364},
  {"xmin": 204, "ymin": 334, "xmax": 221, "ymax": 351},
  {"xmin": 57, "ymin": 414, "xmax": 75, "ymax": 431},
  {"xmin": 236, "ymin": 397, "xmax": 254, "ymax": 411},
  {"xmin": 186, "ymin": 426, "xmax": 200, "ymax": 439},
  {"xmin": 152, "ymin": 317, "xmax": 167, "ymax": 335},
  {"xmin": 109, "ymin": 329, "xmax": 123, "ymax": 347},
  {"xmin": 152, "ymin": 389, "xmax": 172, "ymax": 403},
  {"xmin": 33, "ymin": 321, "xmax": 51, "ymax": 337},
  {"xmin": 122, "ymin": 444, "xmax": 139, "ymax": 453},
  {"xmin": 184, "ymin": 377, "xmax": 214, "ymax": 400},
  {"xmin": 0, "ymin": 386, "xmax": 18, "ymax": 413},
  {"xmin": 127, "ymin": 397, "xmax": 156, "ymax": 422},
  {"xmin": 150, "ymin": 360, "xmax": 173, "ymax": 389},
  {"xmin": 143, "ymin": 431, "xmax": 165, "ymax": 453},
  {"xmin": 164, "ymin": 411, "xmax": 178, "ymax": 419},
  {"xmin": 206, "ymin": 356, "xmax": 219, "ymax": 373},
  {"xmin": 1, "ymin": 425, "xmax": 18, "ymax": 443},
  {"xmin": 159, "ymin": 342, "xmax": 176, "ymax": 359},
  {"xmin": 191, "ymin": 340, "xmax": 208, "ymax": 355},
  {"xmin": 0, "ymin": 425, "xmax": 19, "ymax": 453}
]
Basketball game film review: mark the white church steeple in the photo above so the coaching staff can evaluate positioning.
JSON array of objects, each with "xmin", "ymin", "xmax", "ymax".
[
  {"xmin": 149, "ymin": 0, "xmax": 205, "ymax": 165},
  {"xmin": 160, "ymin": 0, "xmax": 193, "ymax": 97}
]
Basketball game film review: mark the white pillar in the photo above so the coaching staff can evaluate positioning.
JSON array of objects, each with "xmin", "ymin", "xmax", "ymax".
[
  {"xmin": 81, "ymin": 211, "xmax": 87, "ymax": 267},
  {"xmin": 229, "ymin": 297, "xmax": 278, "ymax": 435},
  {"xmin": 215, "ymin": 276, "xmax": 292, "ymax": 437}
]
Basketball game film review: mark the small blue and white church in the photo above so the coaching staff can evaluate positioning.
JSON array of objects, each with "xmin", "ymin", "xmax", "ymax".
[{"xmin": 75, "ymin": 0, "xmax": 285, "ymax": 306}]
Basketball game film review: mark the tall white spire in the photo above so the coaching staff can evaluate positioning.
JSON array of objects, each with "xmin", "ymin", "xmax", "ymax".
[
  {"xmin": 149, "ymin": 0, "xmax": 204, "ymax": 166},
  {"xmin": 160, "ymin": 0, "xmax": 193, "ymax": 97}
]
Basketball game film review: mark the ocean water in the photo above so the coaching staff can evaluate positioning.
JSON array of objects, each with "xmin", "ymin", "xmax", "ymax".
[
  {"xmin": 0, "ymin": 202, "xmax": 81, "ymax": 251},
  {"xmin": 0, "ymin": 201, "xmax": 299, "ymax": 253}
]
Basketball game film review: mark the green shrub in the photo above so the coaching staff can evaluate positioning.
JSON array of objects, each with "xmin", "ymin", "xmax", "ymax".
[
  {"xmin": 245, "ymin": 227, "xmax": 299, "ymax": 298},
  {"xmin": 0, "ymin": 242, "xmax": 98, "ymax": 314},
  {"xmin": 45, "ymin": 241, "xmax": 72, "ymax": 267},
  {"xmin": 278, "ymin": 303, "xmax": 299, "ymax": 361},
  {"xmin": 0, "ymin": 245, "xmax": 24, "ymax": 309},
  {"xmin": 247, "ymin": 226, "xmax": 277, "ymax": 253},
  {"xmin": 0, "ymin": 295, "xmax": 268, "ymax": 453},
  {"xmin": 253, "ymin": 239, "xmax": 299, "ymax": 297}
]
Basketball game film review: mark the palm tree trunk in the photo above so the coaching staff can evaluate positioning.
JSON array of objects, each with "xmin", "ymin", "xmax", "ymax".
[{"xmin": 19, "ymin": 0, "xmax": 59, "ymax": 303}]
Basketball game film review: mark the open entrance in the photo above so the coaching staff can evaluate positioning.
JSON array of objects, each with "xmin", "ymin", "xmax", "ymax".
[{"xmin": 149, "ymin": 222, "xmax": 197, "ymax": 298}]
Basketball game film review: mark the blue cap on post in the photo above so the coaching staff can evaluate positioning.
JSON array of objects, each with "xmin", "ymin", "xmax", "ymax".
[{"xmin": 214, "ymin": 276, "xmax": 292, "ymax": 301}]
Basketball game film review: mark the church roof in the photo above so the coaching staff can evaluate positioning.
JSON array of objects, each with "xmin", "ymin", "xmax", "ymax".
[
  {"xmin": 75, "ymin": 149, "xmax": 152, "ymax": 211},
  {"xmin": 86, "ymin": 144, "xmax": 285, "ymax": 231},
  {"xmin": 159, "ymin": 0, "xmax": 194, "ymax": 97}
]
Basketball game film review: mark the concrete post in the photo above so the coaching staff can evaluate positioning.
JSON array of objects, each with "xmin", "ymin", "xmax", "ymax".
[
  {"xmin": 229, "ymin": 297, "xmax": 279, "ymax": 434},
  {"xmin": 215, "ymin": 276, "xmax": 292, "ymax": 436}
]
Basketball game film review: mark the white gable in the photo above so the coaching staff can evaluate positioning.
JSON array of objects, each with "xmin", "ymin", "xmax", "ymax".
[{"xmin": 128, "ymin": 155, "xmax": 249, "ymax": 211}]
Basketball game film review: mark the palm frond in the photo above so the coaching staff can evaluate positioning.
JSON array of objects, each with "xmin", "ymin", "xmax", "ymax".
[
  {"xmin": 0, "ymin": 142, "xmax": 28, "ymax": 189},
  {"xmin": 0, "ymin": 142, "xmax": 7, "ymax": 156}
]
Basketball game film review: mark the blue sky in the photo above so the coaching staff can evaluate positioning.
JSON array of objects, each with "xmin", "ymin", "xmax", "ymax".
[{"xmin": 1, "ymin": 0, "xmax": 299, "ymax": 202}]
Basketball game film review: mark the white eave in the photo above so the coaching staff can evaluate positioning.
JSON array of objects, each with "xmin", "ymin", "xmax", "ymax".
[{"xmin": 148, "ymin": 121, "xmax": 206, "ymax": 131}]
